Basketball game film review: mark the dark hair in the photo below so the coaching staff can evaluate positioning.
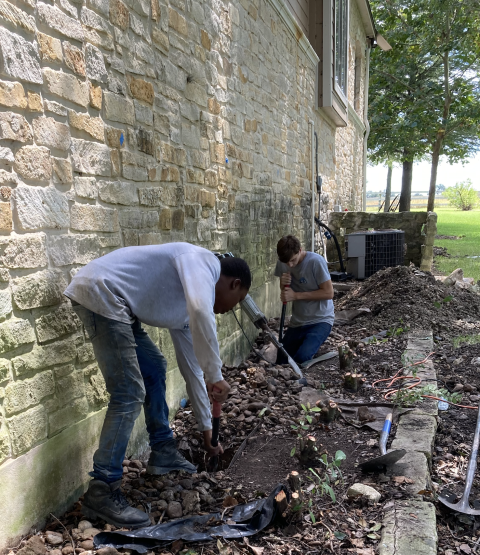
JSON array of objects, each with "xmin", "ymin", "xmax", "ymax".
[
  {"xmin": 277, "ymin": 235, "xmax": 301, "ymax": 263},
  {"xmin": 220, "ymin": 257, "xmax": 252, "ymax": 289}
]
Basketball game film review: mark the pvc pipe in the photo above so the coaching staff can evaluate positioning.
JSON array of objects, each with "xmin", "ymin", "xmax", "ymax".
[
  {"xmin": 309, "ymin": 119, "xmax": 315, "ymax": 251},
  {"xmin": 362, "ymin": 42, "xmax": 372, "ymax": 212}
]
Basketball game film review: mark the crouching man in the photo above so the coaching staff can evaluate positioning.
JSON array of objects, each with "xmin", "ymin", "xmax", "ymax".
[
  {"xmin": 275, "ymin": 235, "xmax": 334, "ymax": 364},
  {"xmin": 64, "ymin": 242, "xmax": 251, "ymax": 529}
]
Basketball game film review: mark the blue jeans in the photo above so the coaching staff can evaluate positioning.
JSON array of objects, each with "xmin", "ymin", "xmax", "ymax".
[
  {"xmin": 277, "ymin": 322, "xmax": 332, "ymax": 364},
  {"xmin": 73, "ymin": 305, "xmax": 173, "ymax": 483}
]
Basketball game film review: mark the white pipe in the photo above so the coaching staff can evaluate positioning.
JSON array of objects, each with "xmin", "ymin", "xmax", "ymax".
[
  {"xmin": 362, "ymin": 42, "xmax": 371, "ymax": 211},
  {"xmin": 309, "ymin": 119, "xmax": 315, "ymax": 251}
]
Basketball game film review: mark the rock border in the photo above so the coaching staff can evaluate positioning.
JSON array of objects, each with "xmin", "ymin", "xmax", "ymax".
[{"xmin": 379, "ymin": 330, "xmax": 438, "ymax": 555}]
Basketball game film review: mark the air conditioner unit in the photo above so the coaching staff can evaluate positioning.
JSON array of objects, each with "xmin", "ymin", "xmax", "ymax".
[{"xmin": 346, "ymin": 230, "xmax": 405, "ymax": 279}]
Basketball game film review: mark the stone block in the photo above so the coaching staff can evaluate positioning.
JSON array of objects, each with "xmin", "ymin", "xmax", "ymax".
[
  {"xmin": 391, "ymin": 413, "xmax": 437, "ymax": 461},
  {"xmin": 110, "ymin": 0, "xmax": 129, "ymax": 29},
  {"xmin": 152, "ymin": 27, "xmax": 169, "ymax": 53},
  {"xmin": 119, "ymin": 209, "xmax": 159, "ymax": 228},
  {"xmin": 172, "ymin": 209, "xmax": 184, "ymax": 230},
  {"xmin": 98, "ymin": 181, "xmax": 137, "ymax": 205},
  {"xmin": 0, "ymin": 79, "xmax": 27, "ymax": 109},
  {"xmin": 37, "ymin": 33, "xmax": 62, "ymax": 64},
  {"xmin": 52, "ymin": 158, "xmax": 73, "ymax": 184},
  {"xmin": 200, "ymin": 189, "xmax": 216, "ymax": 208},
  {"xmin": 104, "ymin": 91, "xmax": 135, "ymax": 125},
  {"xmin": 38, "ymin": 2, "xmax": 84, "ymax": 42},
  {"xmin": 134, "ymin": 100, "xmax": 153, "ymax": 126},
  {"xmin": 7, "ymin": 405, "xmax": 48, "ymax": 456},
  {"xmin": 168, "ymin": 7, "xmax": 187, "ymax": 35},
  {"xmin": 70, "ymin": 204, "xmax": 119, "ymax": 232},
  {"xmin": 0, "ymin": 288, "xmax": 12, "ymax": 321},
  {"xmin": 185, "ymin": 81, "xmax": 207, "ymax": 107},
  {"xmin": 90, "ymin": 83, "xmax": 102, "ymax": 110},
  {"xmin": 85, "ymin": 372, "xmax": 108, "ymax": 407},
  {"xmin": 27, "ymin": 91, "xmax": 43, "ymax": 112},
  {"xmin": 0, "ymin": 318, "xmax": 35, "ymax": 355},
  {"xmin": 12, "ymin": 269, "xmax": 67, "ymax": 310},
  {"xmin": 74, "ymin": 176, "xmax": 98, "ymax": 199},
  {"xmin": 69, "ymin": 111, "xmax": 105, "ymax": 141},
  {"xmin": 0, "ymin": 29, "xmax": 42, "ymax": 84},
  {"xmin": 55, "ymin": 371, "xmax": 85, "ymax": 406},
  {"xmin": 160, "ymin": 165, "xmax": 180, "ymax": 182},
  {"xmin": 0, "ymin": 422, "xmax": 10, "ymax": 465},
  {"xmin": 14, "ymin": 146, "xmax": 51, "ymax": 180},
  {"xmin": 138, "ymin": 232, "xmax": 162, "ymax": 245},
  {"xmin": 121, "ymin": 150, "xmax": 148, "ymax": 181},
  {"xmin": 0, "ymin": 147, "xmax": 14, "ymax": 167},
  {"xmin": 128, "ymin": 76, "xmax": 154, "ymax": 105},
  {"xmin": 87, "ymin": 0, "xmax": 109, "ymax": 17},
  {"xmin": 0, "ymin": 360, "xmax": 9, "ymax": 384},
  {"xmin": 49, "ymin": 234, "xmax": 100, "ymax": 267},
  {"xmin": 0, "ymin": 0, "xmax": 35, "ymax": 33},
  {"xmin": 43, "ymin": 68, "xmax": 89, "ymax": 107},
  {"xmin": 44, "ymin": 100, "xmax": 67, "ymax": 116},
  {"xmin": 63, "ymin": 42, "xmax": 86, "ymax": 77},
  {"xmin": 49, "ymin": 396, "xmax": 88, "ymax": 436},
  {"xmin": 138, "ymin": 187, "xmax": 162, "ymax": 206},
  {"xmin": 81, "ymin": 6, "xmax": 112, "ymax": 33},
  {"xmin": 379, "ymin": 500, "xmax": 437, "ymax": 555},
  {"xmin": 77, "ymin": 343, "xmax": 95, "ymax": 363},
  {"xmin": 4, "ymin": 371, "xmax": 54, "ymax": 416},
  {"xmin": 0, "ymin": 203, "xmax": 12, "ymax": 231},
  {"xmin": 159, "ymin": 208, "xmax": 171, "ymax": 230},
  {"xmin": 14, "ymin": 185, "xmax": 69, "ymax": 231},
  {"xmin": 122, "ymin": 228, "xmax": 138, "ymax": 245},
  {"xmin": 387, "ymin": 451, "xmax": 431, "ymax": 495},
  {"xmin": 2, "ymin": 233, "xmax": 47, "ymax": 269},
  {"xmin": 70, "ymin": 139, "xmax": 111, "ymax": 176},
  {"xmin": 0, "ymin": 112, "xmax": 32, "ymax": 143},
  {"xmin": 35, "ymin": 305, "xmax": 81, "ymax": 343},
  {"xmin": 33, "ymin": 117, "xmax": 71, "ymax": 151},
  {"xmin": 85, "ymin": 43, "xmax": 107, "ymax": 82},
  {"xmin": 12, "ymin": 338, "xmax": 77, "ymax": 375}
]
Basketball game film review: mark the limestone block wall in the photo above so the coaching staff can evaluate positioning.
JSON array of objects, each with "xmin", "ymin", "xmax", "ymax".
[{"xmin": 0, "ymin": 0, "xmax": 369, "ymax": 545}]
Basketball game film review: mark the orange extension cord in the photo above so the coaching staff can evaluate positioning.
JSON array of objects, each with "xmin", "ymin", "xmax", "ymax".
[{"xmin": 372, "ymin": 352, "xmax": 478, "ymax": 410}]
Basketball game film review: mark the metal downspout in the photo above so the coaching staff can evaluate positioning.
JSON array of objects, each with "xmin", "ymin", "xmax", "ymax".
[{"xmin": 362, "ymin": 41, "xmax": 372, "ymax": 211}]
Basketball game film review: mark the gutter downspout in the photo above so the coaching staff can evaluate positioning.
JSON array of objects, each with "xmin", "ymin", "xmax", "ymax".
[
  {"xmin": 309, "ymin": 119, "xmax": 315, "ymax": 251},
  {"xmin": 362, "ymin": 40, "xmax": 372, "ymax": 211}
]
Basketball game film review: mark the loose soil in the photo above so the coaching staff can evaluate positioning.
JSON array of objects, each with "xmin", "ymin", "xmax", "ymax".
[{"xmin": 16, "ymin": 265, "xmax": 480, "ymax": 555}]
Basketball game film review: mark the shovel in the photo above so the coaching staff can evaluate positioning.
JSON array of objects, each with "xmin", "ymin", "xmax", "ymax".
[
  {"xmin": 439, "ymin": 405, "xmax": 480, "ymax": 515},
  {"xmin": 278, "ymin": 283, "xmax": 289, "ymax": 344},
  {"xmin": 206, "ymin": 390, "xmax": 222, "ymax": 472},
  {"xmin": 359, "ymin": 413, "xmax": 406, "ymax": 473}
]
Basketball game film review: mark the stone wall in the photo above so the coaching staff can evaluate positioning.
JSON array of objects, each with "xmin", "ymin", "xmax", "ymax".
[
  {"xmin": 0, "ymin": 0, "xmax": 369, "ymax": 545},
  {"xmin": 327, "ymin": 211, "xmax": 438, "ymax": 271}
]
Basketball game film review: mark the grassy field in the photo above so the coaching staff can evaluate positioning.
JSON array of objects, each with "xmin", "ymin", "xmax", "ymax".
[{"xmin": 434, "ymin": 208, "xmax": 480, "ymax": 281}]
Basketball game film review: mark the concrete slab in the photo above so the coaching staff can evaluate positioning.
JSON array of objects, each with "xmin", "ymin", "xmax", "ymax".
[
  {"xmin": 387, "ymin": 450, "xmax": 432, "ymax": 495},
  {"xmin": 379, "ymin": 500, "xmax": 437, "ymax": 555},
  {"xmin": 391, "ymin": 412, "xmax": 437, "ymax": 462}
]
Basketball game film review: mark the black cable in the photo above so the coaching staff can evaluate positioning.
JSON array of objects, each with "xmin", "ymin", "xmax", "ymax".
[
  {"xmin": 314, "ymin": 218, "xmax": 346, "ymax": 273},
  {"xmin": 231, "ymin": 310, "xmax": 272, "ymax": 365}
]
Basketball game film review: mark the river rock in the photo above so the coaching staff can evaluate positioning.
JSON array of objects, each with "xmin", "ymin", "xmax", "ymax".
[
  {"xmin": 166, "ymin": 501, "xmax": 183, "ymax": 519},
  {"xmin": 347, "ymin": 483, "xmax": 381, "ymax": 503}
]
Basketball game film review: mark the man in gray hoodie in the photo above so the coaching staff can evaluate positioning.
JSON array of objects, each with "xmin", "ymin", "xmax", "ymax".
[{"xmin": 65, "ymin": 242, "xmax": 251, "ymax": 529}]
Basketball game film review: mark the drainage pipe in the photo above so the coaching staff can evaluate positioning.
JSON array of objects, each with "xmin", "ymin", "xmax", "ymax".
[
  {"xmin": 309, "ymin": 119, "xmax": 315, "ymax": 251},
  {"xmin": 362, "ymin": 41, "xmax": 372, "ymax": 211}
]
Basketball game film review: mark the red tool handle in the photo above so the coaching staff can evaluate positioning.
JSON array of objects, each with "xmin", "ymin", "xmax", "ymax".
[{"xmin": 283, "ymin": 284, "xmax": 290, "ymax": 305}]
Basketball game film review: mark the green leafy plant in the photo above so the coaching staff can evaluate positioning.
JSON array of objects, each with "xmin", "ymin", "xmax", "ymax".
[
  {"xmin": 392, "ymin": 384, "xmax": 463, "ymax": 408},
  {"xmin": 444, "ymin": 180, "xmax": 480, "ymax": 211},
  {"xmin": 434, "ymin": 295, "xmax": 453, "ymax": 309},
  {"xmin": 290, "ymin": 404, "xmax": 322, "ymax": 457},
  {"xmin": 451, "ymin": 333, "xmax": 480, "ymax": 349},
  {"xmin": 387, "ymin": 319, "xmax": 410, "ymax": 338}
]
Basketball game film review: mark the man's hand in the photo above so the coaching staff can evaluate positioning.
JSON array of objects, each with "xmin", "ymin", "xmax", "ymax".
[
  {"xmin": 203, "ymin": 430, "xmax": 224, "ymax": 456},
  {"xmin": 207, "ymin": 380, "xmax": 230, "ymax": 403},
  {"xmin": 280, "ymin": 273, "xmax": 292, "ymax": 288},
  {"xmin": 281, "ymin": 287, "xmax": 296, "ymax": 303}
]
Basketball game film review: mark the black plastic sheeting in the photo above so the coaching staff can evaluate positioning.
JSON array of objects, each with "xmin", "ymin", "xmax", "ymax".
[{"xmin": 93, "ymin": 484, "xmax": 288, "ymax": 552}]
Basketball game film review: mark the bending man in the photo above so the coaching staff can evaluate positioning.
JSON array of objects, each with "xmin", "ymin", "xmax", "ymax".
[
  {"xmin": 275, "ymin": 235, "xmax": 334, "ymax": 364},
  {"xmin": 65, "ymin": 242, "xmax": 251, "ymax": 529}
]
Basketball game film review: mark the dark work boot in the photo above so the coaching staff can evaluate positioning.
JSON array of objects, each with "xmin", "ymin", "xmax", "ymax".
[
  {"xmin": 82, "ymin": 479, "xmax": 151, "ymax": 529},
  {"xmin": 146, "ymin": 439, "xmax": 197, "ymax": 475}
]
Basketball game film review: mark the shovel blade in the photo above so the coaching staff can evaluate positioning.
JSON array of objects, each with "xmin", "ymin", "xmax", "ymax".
[
  {"xmin": 439, "ymin": 495, "xmax": 480, "ymax": 515},
  {"xmin": 359, "ymin": 449, "xmax": 407, "ymax": 473}
]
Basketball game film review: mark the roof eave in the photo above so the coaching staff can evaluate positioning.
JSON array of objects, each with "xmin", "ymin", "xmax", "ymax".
[{"xmin": 356, "ymin": 0, "xmax": 376, "ymax": 40}]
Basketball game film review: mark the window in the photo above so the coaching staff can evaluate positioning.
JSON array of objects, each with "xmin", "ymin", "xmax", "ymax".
[{"xmin": 334, "ymin": 0, "xmax": 348, "ymax": 98}]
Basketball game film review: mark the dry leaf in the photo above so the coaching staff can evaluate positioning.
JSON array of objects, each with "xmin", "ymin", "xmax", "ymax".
[
  {"xmin": 460, "ymin": 544, "xmax": 472, "ymax": 554},
  {"xmin": 217, "ymin": 539, "xmax": 231, "ymax": 555},
  {"xmin": 248, "ymin": 546, "xmax": 265, "ymax": 555},
  {"xmin": 357, "ymin": 548, "xmax": 375, "ymax": 555},
  {"xmin": 351, "ymin": 538, "xmax": 364, "ymax": 547},
  {"xmin": 223, "ymin": 495, "xmax": 239, "ymax": 508},
  {"xmin": 171, "ymin": 540, "xmax": 184, "ymax": 554}
]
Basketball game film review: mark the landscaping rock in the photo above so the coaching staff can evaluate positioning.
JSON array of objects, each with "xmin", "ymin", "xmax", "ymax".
[
  {"xmin": 347, "ymin": 483, "xmax": 381, "ymax": 503},
  {"xmin": 17, "ymin": 536, "xmax": 46, "ymax": 555},
  {"xmin": 45, "ymin": 531, "xmax": 63, "ymax": 545},
  {"xmin": 166, "ymin": 501, "xmax": 182, "ymax": 519},
  {"xmin": 443, "ymin": 268, "xmax": 464, "ymax": 287}
]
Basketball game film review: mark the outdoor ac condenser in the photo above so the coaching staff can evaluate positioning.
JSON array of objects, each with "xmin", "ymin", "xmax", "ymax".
[{"xmin": 346, "ymin": 230, "xmax": 405, "ymax": 279}]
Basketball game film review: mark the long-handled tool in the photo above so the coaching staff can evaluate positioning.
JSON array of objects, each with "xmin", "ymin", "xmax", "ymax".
[
  {"xmin": 439, "ymin": 405, "xmax": 480, "ymax": 515},
  {"xmin": 359, "ymin": 413, "xmax": 406, "ymax": 473},
  {"xmin": 206, "ymin": 390, "xmax": 222, "ymax": 472},
  {"xmin": 278, "ymin": 283, "xmax": 289, "ymax": 344}
]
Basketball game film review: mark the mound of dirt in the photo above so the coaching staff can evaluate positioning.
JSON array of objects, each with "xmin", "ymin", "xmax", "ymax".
[{"xmin": 335, "ymin": 265, "xmax": 480, "ymax": 337}]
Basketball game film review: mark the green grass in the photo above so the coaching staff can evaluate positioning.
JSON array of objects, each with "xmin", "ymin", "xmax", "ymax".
[{"xmin": 434, "ymin": 208, "xmax": 480, "ymax": 282}]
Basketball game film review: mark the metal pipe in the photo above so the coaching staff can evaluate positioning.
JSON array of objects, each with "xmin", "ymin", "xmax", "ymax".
[{"xmin": 362, "ymin": 41, "xmax": 372, "ymax": 212}]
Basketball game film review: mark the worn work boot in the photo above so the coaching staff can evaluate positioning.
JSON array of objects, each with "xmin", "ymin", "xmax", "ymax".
[
  {"xmin": 82, "ymin": 479, "xmax": 151, "ymax": 529},
  {"xmin": 146, "ymin": 439, "xmax": 197, "ymax": 475}
]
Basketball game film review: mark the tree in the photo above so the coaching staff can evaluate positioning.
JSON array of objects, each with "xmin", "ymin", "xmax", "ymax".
[
  {"xmin": 436, "ymin": 183, "xmax": 446, "ymax": 195},
  {"xmin": 444, "ymin": 180, "xmax": 480, "ymax": 210},
  {"xmin": 384, "ymin": 162, "xmax": 393, "ymax": 212}
]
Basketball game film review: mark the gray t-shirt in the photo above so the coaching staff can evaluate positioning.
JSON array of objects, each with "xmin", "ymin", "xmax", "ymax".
[{"xmin": 275, "ymin": 252, "xmax": 334, "ymax": 327}]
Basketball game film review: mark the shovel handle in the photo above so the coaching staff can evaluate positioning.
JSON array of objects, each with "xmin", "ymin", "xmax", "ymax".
[
  {"xmin": 279, "ymin": 284, "xmax": 289, "ymax": 344},
  {"xmin": 379, "ymin": 413, "xmax": 393, "ymax": 456},
  {"xmin": 211, "ymin": 387, "xmax": 222, "ymax": 449}
]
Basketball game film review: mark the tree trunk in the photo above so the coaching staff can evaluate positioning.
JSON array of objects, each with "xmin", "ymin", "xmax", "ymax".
[
  {"xmin": 427, "ymin": 134, "xmax": 443, "ymax": 212},
  {"xmin": 399, "ymin": 153, "xmax": 413, "ymax": 212},
  {"xmin": 384, "ymin": 162, "xmax": 392, "ymax": 212}
]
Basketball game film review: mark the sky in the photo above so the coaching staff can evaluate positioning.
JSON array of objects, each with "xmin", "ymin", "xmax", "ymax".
[{"xmin": 367, "ymin": 153, "xmax": 480, "ymax": 193}]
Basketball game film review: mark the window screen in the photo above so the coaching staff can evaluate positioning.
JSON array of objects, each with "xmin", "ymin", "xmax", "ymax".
[{"xmin": 334, "ymin": 0, "xmax": 348, "ymax": 97}]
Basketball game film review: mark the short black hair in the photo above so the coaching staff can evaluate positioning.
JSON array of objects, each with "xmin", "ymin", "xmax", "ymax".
[{"xmin": 220, "ymin": 257, "xmax": 252, "ymax": 290}]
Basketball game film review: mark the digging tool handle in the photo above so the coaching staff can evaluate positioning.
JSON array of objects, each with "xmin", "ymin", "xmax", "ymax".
[
  {"xmin": 279, "ymin": 284, "xmax": 289, "ymax": 344},
  {"xmin": 461, "ymin": 405, "xmax": 480, "ymax": 502},
  {"xmin": 379, "ymin": 413, "xmax": 393, "ymax": 456},
  {"xmin": 207, "ymin": 387, "xmax": 222, "ymax": 472}
]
